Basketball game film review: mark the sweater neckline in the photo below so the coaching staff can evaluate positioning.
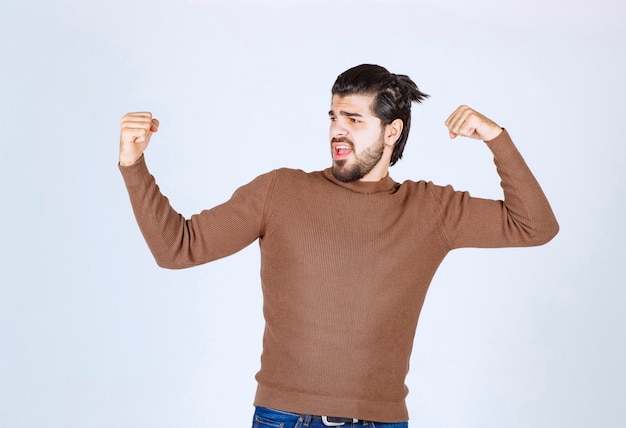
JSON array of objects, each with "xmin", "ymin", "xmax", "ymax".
[{"xmin": 322, "ymin": 168, "xmax": 399, "ymax": 194}]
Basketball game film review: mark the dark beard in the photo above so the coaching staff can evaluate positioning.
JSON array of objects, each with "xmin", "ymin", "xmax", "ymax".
[{"xmin": 331, "ymin": 138, "xmax": 385, "ymax": 182}]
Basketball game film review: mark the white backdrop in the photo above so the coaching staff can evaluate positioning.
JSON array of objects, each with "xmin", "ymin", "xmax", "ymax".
[{"xmin": 1, "ymin": 0, "xmax": 625, "ymax": 427}]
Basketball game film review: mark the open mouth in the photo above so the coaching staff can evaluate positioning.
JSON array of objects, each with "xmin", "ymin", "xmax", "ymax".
[{"xmin": 332, "ymin": 141, "xmax": 353, "ymax": 160}]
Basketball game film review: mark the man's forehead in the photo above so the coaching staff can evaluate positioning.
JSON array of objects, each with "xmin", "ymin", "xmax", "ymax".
[{"xmin": 330, "ymin": 93, "xmax": 376, "ymax": 115}]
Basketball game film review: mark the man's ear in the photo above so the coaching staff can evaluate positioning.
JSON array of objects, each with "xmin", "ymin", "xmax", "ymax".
[{"xmin": 384, "ymin": 119, "xmax": 404, "ymax": 147}]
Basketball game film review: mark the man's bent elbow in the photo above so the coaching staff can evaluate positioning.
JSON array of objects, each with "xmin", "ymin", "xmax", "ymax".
[
  {"xmin": 149, "ymin": 248, "xmax": 194, "ymax": 270},
  {"xmin": 530, "ymin": 217, "xmax": 560, "ymax": 246},
  {"xmin": 154, "ymin": 259, "xmax": 190, "ymax": 270}
]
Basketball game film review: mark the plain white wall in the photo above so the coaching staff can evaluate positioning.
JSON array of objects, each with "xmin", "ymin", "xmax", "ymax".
[{"xmin": 1, "ymin": 0, "xmax": 624, "ymax": 427}]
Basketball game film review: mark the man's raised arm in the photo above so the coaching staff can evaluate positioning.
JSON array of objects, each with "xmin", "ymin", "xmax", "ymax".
[{"xmin": 435, "ymin": 105, "xmax": 559, "ymax": 249}]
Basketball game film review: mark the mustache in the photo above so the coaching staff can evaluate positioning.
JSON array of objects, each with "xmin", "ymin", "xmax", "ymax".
[{"xmin": 331, "ymin": 137, "xmax": 353, "ymax": 146}]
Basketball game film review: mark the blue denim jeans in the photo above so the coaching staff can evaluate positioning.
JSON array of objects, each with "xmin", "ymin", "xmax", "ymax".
[{"xmin": 251, "ymin": 406, "xmax": 408, "ymax": 428}]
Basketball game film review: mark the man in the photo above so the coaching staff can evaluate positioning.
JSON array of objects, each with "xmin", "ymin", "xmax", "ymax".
[{"xmin": 119, "ymin": 64, "xmax": 558, "ymax": 427}]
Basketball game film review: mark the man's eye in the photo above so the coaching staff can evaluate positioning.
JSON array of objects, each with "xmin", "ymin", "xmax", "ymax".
[{"xmin": 329, "ymin": 116, "xmax": 336, "ymax": 121}]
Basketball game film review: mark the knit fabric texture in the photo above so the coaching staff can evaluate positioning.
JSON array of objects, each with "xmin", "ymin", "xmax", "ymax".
[{"xmin": 119, "ymin": 130, "xmax": 558, "ymax": 422}]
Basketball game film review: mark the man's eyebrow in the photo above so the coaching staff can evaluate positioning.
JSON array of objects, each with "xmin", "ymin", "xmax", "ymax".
[{"xmin": 328, "ymin": 110, "xmax": 364, "ymax": 117}]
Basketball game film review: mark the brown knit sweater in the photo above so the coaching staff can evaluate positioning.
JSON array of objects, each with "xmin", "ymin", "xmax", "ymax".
[{"xmin": 119, "ymin": 130, "xmax": 558, "ymax": 422}]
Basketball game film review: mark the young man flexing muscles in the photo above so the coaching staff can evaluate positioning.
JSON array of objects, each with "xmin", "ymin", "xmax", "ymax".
[{"xmin": 119, "ymin": 64, "xmax": 559, "ymax": 427}]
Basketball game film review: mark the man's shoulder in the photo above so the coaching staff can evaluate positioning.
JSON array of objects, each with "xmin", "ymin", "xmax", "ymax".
[
  {"xmin": 396, "ymin": 177, "xmax": 436, "ymax": 191},
  {"xmin": 243, "ymin": 168, "xmax": 327, "ymax": 193},
  {"xmin": 242, "ymin": 167, "xmax": 316, "ymax": 183},
  {"xmin": 272, "ymin": 167, "xmax": 327, "ymax": 182},
  {"xmin": 393, "ymin": 178, "xmax": 461, "ymax": 201}
]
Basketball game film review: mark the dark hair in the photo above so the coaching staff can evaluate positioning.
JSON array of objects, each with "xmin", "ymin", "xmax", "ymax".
[{"xmin": 331, "ymin": 64, "xmax": 429, "ymax": 166}]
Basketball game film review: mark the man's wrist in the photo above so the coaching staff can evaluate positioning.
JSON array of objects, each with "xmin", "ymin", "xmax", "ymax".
[
  {"xmin": 483, "ymin": 127, "xmax": 504, "ymax": 142},
  {"xmin": 119, "ymin": 154, "xmax": 142, "ymax": 167}
]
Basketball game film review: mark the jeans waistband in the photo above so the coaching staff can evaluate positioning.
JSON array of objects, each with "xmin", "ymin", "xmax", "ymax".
[{"xmin": 252, "ymin": 406, "xmax": 408, "ymax": 428}]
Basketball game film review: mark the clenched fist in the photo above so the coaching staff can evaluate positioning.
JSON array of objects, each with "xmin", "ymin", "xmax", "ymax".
[
  {"xmin": 119, "ymin": 112, "xmax": 160, "ymax": 166},
  {"xmin": 444, "ymin": 105, "xmax": 503, "ymax": 142}
]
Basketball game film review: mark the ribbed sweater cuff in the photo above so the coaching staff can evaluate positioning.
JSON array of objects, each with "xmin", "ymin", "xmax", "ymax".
[{"xmin": 118, "ymin": 154, "xmax": 149, "ymax": 187}]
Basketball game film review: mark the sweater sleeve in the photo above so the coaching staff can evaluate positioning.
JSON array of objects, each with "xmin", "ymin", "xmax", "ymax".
[
  {"xmin": 119, "ymin": 156, "xmax": 276, "ymax": 269},
  {"xmin": 431, "ymin": 129, "xmax": 559, "ymax": 250}
]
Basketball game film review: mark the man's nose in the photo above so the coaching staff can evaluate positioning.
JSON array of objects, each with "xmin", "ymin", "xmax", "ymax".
[{"xmin": 330, "ymin": 121, "xmax": 348, "ymax": 138}]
